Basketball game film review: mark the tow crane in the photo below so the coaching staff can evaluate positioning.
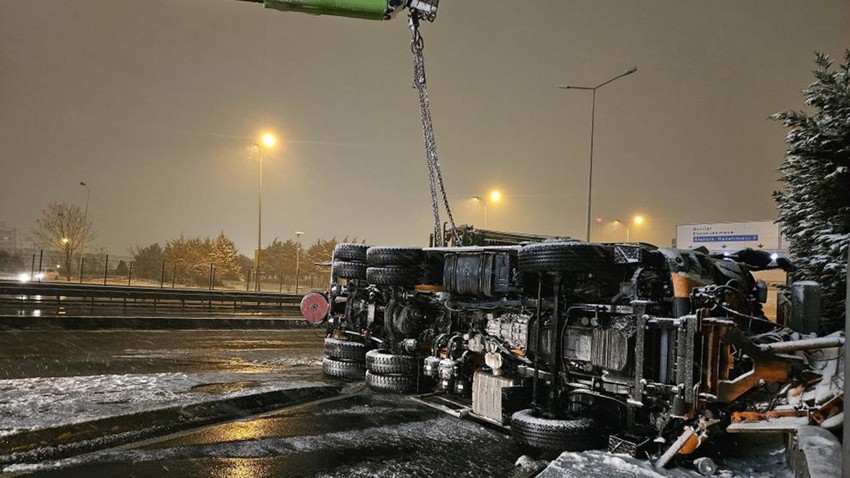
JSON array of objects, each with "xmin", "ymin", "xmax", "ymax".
[{"xmin": 238, "ymin": 0, "xmax": 457, "ymax": 246}]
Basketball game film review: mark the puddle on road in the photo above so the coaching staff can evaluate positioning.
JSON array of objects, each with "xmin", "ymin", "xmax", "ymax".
[{"xmin": 190, "ymin": 381, "xmax": 260, "ymax": 394}]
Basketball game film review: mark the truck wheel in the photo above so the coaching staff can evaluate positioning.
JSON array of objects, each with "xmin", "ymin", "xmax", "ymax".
[
  {"xmin": 365, "ymin": 370, "xmax": 417, "ymax": 393},
  {"xmin": 518, "ymin": 241, "xmax": 613, "ymax": 273},
  {"xmin": 366, "ymin": 247, "xmax": 426, "ymax": 267},
  {"xmin": 366, "ymin": 349, "xmax": 418, "ymax": 375},
  {"xmin": 332, "ymin": 261, "xmax": 367, "ymax": 280},
  {"xmin": 324, "ymin": 338, "xmax": 367, "ymax": 362},
  {"xmin": 322, "ymin": 357, "xmax": 366, "ymax": 380},
  {"xmin": 510, "ymin": 409, "xmax": 605, "ymax": 451},
  {"xmin": 366, "ymin": 266, "xmax": 423, "ymax": 286},
  {"xmin": 334, "ymin": 243, "xmax": 369, "ymax": 263}
]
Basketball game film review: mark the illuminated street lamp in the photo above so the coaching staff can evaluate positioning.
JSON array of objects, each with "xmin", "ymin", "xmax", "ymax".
[
  {"xmin": 294, "ymin": 231, "xmax": 304, "ymax": 294},
  {"xmin": 472, "ymin": 190, "xmax": 501, "ymax": 229},
  {"xmin": 559, "ymin": 67, "xmax": 638, "ymax": 242},
  {"xmin": 254, "ymin": 131, "xmax": 277, "ymax": 292}
]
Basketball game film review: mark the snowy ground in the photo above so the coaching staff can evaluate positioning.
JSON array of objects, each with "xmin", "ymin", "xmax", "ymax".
[
  {"xmin": 0, "ymin": 329, "xmax": 801, "ymax": 477},
  {"xmin": 536, "ymin": 434, "xmax": 791, "ymax": 478},
  {"xmin": 0, "ymin": 372, "xmax": 322, "ymax": 437}
]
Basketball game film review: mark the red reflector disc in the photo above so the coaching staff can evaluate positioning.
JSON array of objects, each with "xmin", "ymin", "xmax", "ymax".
[{"xmin": 300, "ymin": 292, "xmax": 329, "ymax": 324}]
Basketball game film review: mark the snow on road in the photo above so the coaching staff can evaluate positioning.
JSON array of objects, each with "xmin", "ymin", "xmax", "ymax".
[
  {"xmin": 538, "ymin": 436, "xmax": 791, "ymax": 478},
  {"xmin": 0, "ymin": 372, "xmax": 320, "ymax": 436}
]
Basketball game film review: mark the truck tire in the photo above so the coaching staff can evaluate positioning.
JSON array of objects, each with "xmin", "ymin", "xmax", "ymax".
[
  {"xmin": 324, "ymin": 338, "xmax": 367, "ymax": 362},
  {"xmin": 367, "ymin": 247, "xmax": 426, "ymax": 267},
  {"xmin": 365, "ymin": 370, "xmax": 417, "ymax": 393},
  {"xmin": 518, "ymin": 241, "xmax": 612, "ymax": 273},
  {"xmin": 334, "ymin": 243, "xmax": 369, "ymax": 263},
  {"xmin": 323, "ymin": 357, "xmax": 366, "ymax": 380},
  {"xmin": 366, "ymin": 349, "xmax": 418, "ymax": 375},
  {"xmin": 332, "ymin": 261, "xmax": 367, "ymax": 280},
  {"xmin": 510, "ymin": 409, "xmax": 605, "ymax": 451},
  {"xmin": 366, "ymin": 266, "xmax": 423, "ymax": 286}
]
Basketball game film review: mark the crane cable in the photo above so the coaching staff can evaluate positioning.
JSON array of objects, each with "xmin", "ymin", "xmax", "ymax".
[{"xmin": 409, "ymin": 11, "xmax": 460, "ymax": 247}]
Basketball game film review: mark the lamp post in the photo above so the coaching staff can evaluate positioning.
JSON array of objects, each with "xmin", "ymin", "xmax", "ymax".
[
  {"xmin": 559, "ymin": 67, "xmax": 637, "ymax": 242},
  {"xmin": 613, "ymin": 215, "xmax": 645, "ymax": 242},
  {"xmin": 472, "ymin": 190, "xmax": 501, "ymax": 229},
  {"xmin": 254, "ymin": 132, "xmax": 276, "ymax": 292},
  {"xmin": 78, "ymin": 181, "xmax": 90, "ymax": 277},
  {"xmin": 294, "ymin": 231, "xmax": 304, "ymax": 294}
]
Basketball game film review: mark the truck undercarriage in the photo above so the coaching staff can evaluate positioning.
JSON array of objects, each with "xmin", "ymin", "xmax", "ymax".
[{"xmin": 300, "ymin": 234, "xmax": 843, "ymax": 471}]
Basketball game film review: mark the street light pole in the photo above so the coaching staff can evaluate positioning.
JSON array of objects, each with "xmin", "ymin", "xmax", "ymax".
[
  {"xmin": 78, "ymin": 182, "xmax": 90, "ymax": 278},
  {"xmin": 254, "ymin": 132, "xmax": 277, "ymax": 292},
  {"xmin": 256, "ymin": 145, "xmax": 263, "ymax": 292},
  {"xmin": 614, "ymin": 219, "xmax": 630, "ymax": 242},
  {"xmin": 472, "ymin": 196, "xmax": 488, "ymax": 228},
  {"xmin": 559, "ymin": 66, "xmax": 637, "ymax": 242},
  {"xmin": 294, "ymin": 231, "xmax": 303, "ymax": 294},
  {"xmin": 473, "ymin": 191, "xmax": 501, "ymax": 229}
]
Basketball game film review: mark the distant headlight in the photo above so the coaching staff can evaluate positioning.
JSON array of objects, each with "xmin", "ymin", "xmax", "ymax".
[{"xmin": 18, "ymin": 273, "xmax": 30, "ymax": 283}]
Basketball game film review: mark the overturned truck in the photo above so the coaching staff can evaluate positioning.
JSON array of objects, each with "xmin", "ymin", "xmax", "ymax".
[{"xmin": 300, "ymin": 232, "xmax": 843, "ymax": 468}]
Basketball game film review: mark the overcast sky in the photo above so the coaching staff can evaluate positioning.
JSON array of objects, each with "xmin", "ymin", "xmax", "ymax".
[{"xmin": 1, "ymin": 0, "xmax": 848, "ymax": 254}]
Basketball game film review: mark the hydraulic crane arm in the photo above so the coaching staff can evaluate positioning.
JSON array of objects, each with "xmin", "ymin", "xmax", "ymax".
[{"xmin": 235, "ymin": 0, "xmax": 438, "ymax": 21}]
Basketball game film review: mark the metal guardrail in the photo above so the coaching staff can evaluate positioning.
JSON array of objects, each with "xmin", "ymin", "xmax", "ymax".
[{"xmin": 0, "ymin": 280, "xmax": 302, "ymax": 316}]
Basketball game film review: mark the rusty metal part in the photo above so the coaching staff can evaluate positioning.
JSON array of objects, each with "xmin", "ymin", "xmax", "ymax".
[
  {"xmin": 732, "ymin": 409, "xmax": 808, "ymax": 423},
  {"xmin": 414, "ymin": 284, "xmax": 444, "ymax": 292},
  {"xmin": 811, "ymin": 394, "xmax": 844, "ymax": 425},
  {"xmin": 671, "ymin": 272, "xmax": 703, "ymax": 298},
  {"xmin": 716, "ymin": 356, "xmax": 789, "ymax": 403}
]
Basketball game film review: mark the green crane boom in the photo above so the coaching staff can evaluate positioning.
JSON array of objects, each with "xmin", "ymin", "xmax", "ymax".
[{"xmin": 236, "ymin": 0, "xmax": 437, "ymax": 21}]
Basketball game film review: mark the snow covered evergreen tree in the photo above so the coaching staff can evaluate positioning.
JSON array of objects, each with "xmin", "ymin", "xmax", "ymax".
[{"xmin": 772, "ymin": 51, "xmax": 850, "ymax": 334}]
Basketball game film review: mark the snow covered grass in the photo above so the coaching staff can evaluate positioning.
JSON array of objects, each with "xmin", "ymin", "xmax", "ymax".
[{"xmin": 0, "ymin": 372, "xmax": 320, "ymax": 436}]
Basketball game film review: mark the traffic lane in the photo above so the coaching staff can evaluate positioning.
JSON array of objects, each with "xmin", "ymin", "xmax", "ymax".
[
  {"xmin": 21, "ymin": 391, "xmax": 522, "ymax": 478},
  {"xmin": 0, "ymin": 328, "xmax": 326, "ymax": 379}
]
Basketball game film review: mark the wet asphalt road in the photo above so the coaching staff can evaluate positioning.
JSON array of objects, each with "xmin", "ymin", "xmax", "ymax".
[
  {"xmin": 20, "ymin": 390, "xmax": 521, "ymax": 478},
  {"xmin": 1, "ymin": 328, "xmax": 525, "ymax": 477},
  {"xmin": 0, "ymin": 328, "xmax": 327, "ymax": 379}
]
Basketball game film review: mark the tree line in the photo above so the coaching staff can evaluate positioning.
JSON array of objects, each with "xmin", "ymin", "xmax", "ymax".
[{"xmin": 130, "ymin": 233, "xmax": 363, "ymax": 287}]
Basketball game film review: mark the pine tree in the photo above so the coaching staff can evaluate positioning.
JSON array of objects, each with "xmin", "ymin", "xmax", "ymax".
[
  {"xmin": 211, "ymin": 232, "xmax": 242, "ymax": 281},
  {"xmin": 772, "ymin": 51, "xmax": 850, "ymax": 334},
  {"xmin": 130, "ymin": 243, "xmax": 164, "ymax": 280}
]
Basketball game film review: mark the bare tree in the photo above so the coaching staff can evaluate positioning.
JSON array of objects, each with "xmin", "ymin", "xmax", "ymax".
[{"xmin": 32, "ymin": 202, "xmax": 95, "ymax": 281}]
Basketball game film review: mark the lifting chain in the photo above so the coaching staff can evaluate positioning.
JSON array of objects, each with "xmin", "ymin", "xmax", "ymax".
[{"xmin": 409, "ymin": 11, "xmax": 460, "ymax": 247}]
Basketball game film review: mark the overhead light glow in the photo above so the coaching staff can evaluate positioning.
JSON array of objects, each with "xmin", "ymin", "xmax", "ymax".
[
  {"xmin": 261, "ymin": 132, "xmax": 277, "ymax": 148},
  {"xmin": 490, "ymin": 190, "xmax": 501, "ymax": 202}
]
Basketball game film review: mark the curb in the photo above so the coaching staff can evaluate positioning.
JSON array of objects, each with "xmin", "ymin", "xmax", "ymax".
[
  {"xmin": 0, "ymin": 316, "xmax": 312, "ymax": 330},
  {"xmin": 0, "ymin": 384, "xmax": 341, "ymax": 465}
]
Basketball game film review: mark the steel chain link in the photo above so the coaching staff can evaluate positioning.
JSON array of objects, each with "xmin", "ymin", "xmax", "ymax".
[{"xmin": 409, "ymin": 13, "xmax": 460, "ymax": 246}]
